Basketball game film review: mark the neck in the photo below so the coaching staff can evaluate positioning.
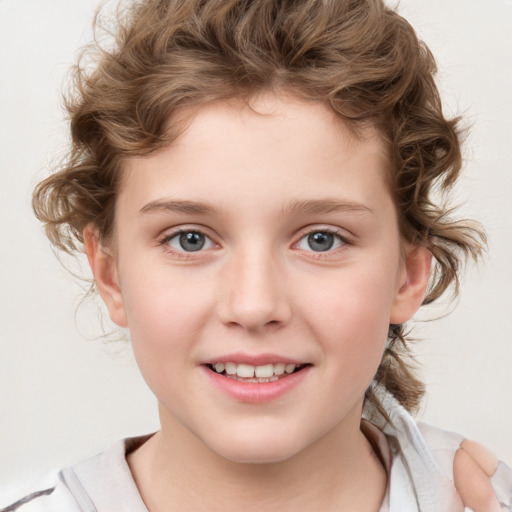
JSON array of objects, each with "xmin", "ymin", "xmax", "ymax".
[{"xmin": 128, "ymin": 402, "xmax": 386, "ymax": 512}]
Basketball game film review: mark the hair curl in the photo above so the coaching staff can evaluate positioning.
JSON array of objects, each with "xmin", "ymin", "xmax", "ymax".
[{"xmin": 33, "ymin": 0, "xmax": 485, "ymax": 413}]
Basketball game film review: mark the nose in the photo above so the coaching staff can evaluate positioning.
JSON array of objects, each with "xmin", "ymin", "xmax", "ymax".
[{"xmin": 217, "ymin": 247, "xmax": 292, "ymax": 333}]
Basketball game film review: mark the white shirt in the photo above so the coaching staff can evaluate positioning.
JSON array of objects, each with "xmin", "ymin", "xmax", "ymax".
[{"xmin": 2, "ymin": 386, "xmax": 511, "ymax": 511}]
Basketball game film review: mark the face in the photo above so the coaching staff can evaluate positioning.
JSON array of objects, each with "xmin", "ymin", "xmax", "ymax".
[{"xmin": 92, "ymin": 93, "xmax": 428, "ymax": 464}]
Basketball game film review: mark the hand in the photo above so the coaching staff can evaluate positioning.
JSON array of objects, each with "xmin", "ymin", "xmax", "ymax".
[{"xmin": 453, "ymin": 439, "xmax": 502, "ymax": 512}]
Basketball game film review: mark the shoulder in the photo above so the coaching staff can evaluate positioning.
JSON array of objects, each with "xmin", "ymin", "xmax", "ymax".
[
  {"xmin": 0, "ymin": 480, "xmax": 79, "ymax": 512},
  {"xmin": 1, "ymin": 434, "xmax": 153, "ymax": 512},
  {"xmin": 0, "ymin": 435, "xmax": 148, "ymax": 512}
]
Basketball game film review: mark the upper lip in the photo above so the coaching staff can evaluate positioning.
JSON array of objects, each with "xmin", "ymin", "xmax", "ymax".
[{"xmin": 202, "ymin": 353, "xmax": 309, "ymax": 366}]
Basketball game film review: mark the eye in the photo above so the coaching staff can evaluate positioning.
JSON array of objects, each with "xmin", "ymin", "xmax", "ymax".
[
  {"xmin": 164, "ymin": 230, "xmax": 215, "ymax": 252},
  {"xmin": 296, "ymin": 230, "xmax": 346, "ymax": 252}
]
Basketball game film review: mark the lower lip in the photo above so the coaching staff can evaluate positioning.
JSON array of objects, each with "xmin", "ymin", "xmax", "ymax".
[{"xmin": 202, "ymin": 366, "xmax": 311, "ymax": 403}]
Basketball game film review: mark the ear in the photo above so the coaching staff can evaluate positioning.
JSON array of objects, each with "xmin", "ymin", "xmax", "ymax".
[
  {"xmin": 83, "ymin": 223, "xmax": 128, "ymax": 327},
  {"xmin": 390, "ymin": 245, "xmax": 432, "ymax": 324}
]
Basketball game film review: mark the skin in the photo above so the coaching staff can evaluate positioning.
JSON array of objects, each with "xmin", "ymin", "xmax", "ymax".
[
  {"xmin": 84, "ymin": 93, "xmax": 498, "ymax": 511},
  {"xmin": 454, "ymin": 442, "xmax": 501, "ymax": 512}
]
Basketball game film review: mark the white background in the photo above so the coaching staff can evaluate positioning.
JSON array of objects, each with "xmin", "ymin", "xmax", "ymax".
[{"xmin": 1, "ymin": 0, "xmax": 511, "ymax": 500}]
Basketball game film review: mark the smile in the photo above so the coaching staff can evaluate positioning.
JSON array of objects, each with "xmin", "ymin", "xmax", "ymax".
[{"xmin": 208, "ymin": 362, "xmax": 306, "ymax": 383}]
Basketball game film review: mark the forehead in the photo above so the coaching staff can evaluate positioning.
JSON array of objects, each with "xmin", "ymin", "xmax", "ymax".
[{"xmin": 119, "ymin": 93, "xmax": 391, "ymax": 216}]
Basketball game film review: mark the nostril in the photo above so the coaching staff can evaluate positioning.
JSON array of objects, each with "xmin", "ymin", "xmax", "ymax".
[{"xmin": 224, "ymin": 317, "xmax": 284, "ymax": 333}]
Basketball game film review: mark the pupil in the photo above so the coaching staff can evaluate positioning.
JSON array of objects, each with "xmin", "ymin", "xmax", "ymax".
[
  {"xmin": 179, "ymin": 232, "xmax": 205, "ymax": 251},
  {"xmin": 308, "ymin": 232, "xmax": 334, "ymax": 252}
]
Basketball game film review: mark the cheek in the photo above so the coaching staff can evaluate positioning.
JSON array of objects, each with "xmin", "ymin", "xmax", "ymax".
[
  {"xmin": 299, "ymin": 264, "xmax": 397, "ymax": 365},
  {"xmin": 122, "ymin": 261, "xmax": 209, "ymax": 329},
  {"xmin": 119, "ymin": 270, "xmax": 213, "ymax": 375}
]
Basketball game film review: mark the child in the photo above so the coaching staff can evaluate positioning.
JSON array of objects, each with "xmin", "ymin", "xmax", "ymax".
[{"xmin": 2, "ymin": 0, "xmax": 511, "ymax": 510}]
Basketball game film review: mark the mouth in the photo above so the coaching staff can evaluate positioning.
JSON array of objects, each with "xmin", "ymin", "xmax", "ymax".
[{"xmin": 206, "ymin": 362, "xmax": 309, "ymax": 383}]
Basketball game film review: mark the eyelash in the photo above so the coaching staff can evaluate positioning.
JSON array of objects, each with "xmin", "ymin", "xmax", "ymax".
[
  {"xmin": 294, "ymin": 227, "xmax": 351, "ymax": 258},
  {"xmin": 157, "ymin": 228, "xmax": 216, "ymax": 259},
  {"xmin": 157, "ymin": 227, "xmax": 351, "ymax": 259}
]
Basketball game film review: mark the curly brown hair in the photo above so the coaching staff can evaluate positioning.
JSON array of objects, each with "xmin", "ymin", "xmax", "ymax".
[{"xmin": 32, "ymin": 0, "xmax": 485, "ymax": 413}]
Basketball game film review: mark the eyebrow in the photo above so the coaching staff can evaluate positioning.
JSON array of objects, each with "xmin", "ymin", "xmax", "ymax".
[
  {"xmin": 139, "ymin": 198, "xmax": 374, "ymax": 217},
  {"xmin": 139, "ymin": 199, "xmax": 219, "ymax": 216},
  {"xmin": 281, "ymin": 198, "xmax": 374, "ymax": 216}
]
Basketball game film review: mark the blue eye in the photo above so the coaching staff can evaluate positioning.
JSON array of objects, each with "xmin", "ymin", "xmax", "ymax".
[
  {"xmin": 166, "ymin": 231, "xmax": 214, "ymax": 252},
  {"xmin": 297, "ymin": 231, "xmax": 345, "ymax": 252}
]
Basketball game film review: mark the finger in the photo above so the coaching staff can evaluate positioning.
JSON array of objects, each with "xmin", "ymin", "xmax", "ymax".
[
  {"xmin": 453, "ymin": 448, "xmax": 501, "ymax": 512},
  {"xmin": 460, "ymin": 440, "xmax": 499, "ymax": 477}
]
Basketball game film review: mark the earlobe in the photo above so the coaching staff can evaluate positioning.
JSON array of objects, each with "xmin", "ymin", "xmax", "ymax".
[
  {"xmin": 390, "ymin": 245, "xmax": 432, "ymax": 324},
  {"xmin": 83, "ymin": 224, "xmax": 128, "ymax": 327}
]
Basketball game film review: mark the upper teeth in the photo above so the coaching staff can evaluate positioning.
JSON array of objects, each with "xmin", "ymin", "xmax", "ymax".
[{"xmin": 213, "ymin": 362, "xmax": 299, "ymax": 378}]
